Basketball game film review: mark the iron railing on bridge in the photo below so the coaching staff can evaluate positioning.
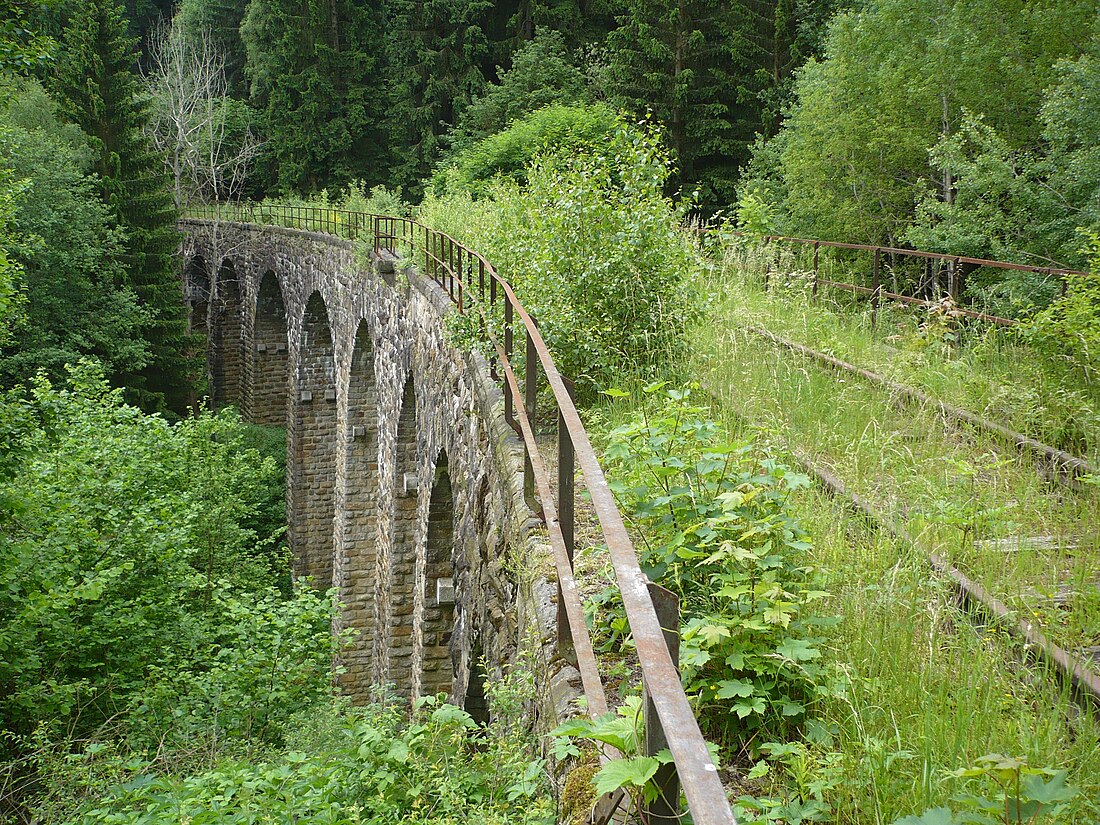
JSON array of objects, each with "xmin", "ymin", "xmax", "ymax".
[
  {"xmin": 186, "ymin": 202, "xmax": 737, "ymax": 825},
  {"xmin": 715, "ymin": 230, "xmax": 1088, "ymax": 327}
]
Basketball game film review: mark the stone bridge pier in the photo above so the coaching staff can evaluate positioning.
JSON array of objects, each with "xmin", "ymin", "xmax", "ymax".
[{"xmin": 180, "ymin": 221, "xmax": 575, "ymax": 716}]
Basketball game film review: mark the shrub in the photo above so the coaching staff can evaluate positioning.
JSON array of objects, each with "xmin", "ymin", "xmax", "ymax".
[
  {"xmin": 420, "ymin": 121, "xmax": 701, "ymax": 396},
  {"xmin": 0, "ymin": 363, "xmax": 286, "ymax": 740},
  {"xmin": 440, "ymin": 102, "xmax": 619, "ymax": 195},
  {"xmin": 599, "ymin": 384, "xmax": 834, "ymax": 744}
]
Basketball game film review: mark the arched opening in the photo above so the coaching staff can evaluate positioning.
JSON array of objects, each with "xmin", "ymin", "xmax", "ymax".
[
  {"xmin": 252, "ymin": 270, "xmax": 289, "ymax": 427},
  {"xmin": 339, "ymin": 320, "xmax": 379, "ymax": 698},
  {"xmin": 387, "ymin": 376, "xmax": 418, "ymax": 697},
  {"xmin": 185, "ymin": 256, "xmax": 211, "ymax": 338},
  {"xmin": 211, "ymin": 259, "xmax": 243, "ymax": 410},
  {"xmin": 421, "ymin": 449, "xmax": 457, "ymax": 698},
  {"xmin": 293, "ymin": 291, "xmax": 337, "ymax": 589},
  {"xmin": 463, "ymin": 642, "xmax": 490, "ymax": 727}
]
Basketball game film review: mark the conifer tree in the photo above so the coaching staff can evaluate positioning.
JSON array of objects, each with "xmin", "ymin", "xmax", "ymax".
[
  {"xmin": 384, "ymin": 0, "xmax": 526, "ymax": 193},
  {"xmin": 605, "ymin": 0, "xmax": 761, "ymax": 206},
  {"xmin": 52, "ymin": 0, "xmax": 193, "ymax": 413},
  {"xmin": 241, "ymin": 0, "xmax": 391, "ymax": 193}
]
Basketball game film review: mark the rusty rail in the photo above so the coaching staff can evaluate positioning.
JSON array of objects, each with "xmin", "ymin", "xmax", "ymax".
[
  {"xmin": 186, "ymin": 202, "xmax": 736, "ymax": 825},
  {"xmin": 714, "ymin": 229, "xmax": 1088, "ymax": 327},
  {"xmin": 745, "ymin": 326, "xmax": 1099, "ymax": 480}
]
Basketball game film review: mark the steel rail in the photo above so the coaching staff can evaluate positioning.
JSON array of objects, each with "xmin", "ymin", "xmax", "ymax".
[
  {"xmin": 185, "ymin": 203, "xmax": 737, "ymax": 825},
  {"xmin": 745, "ymin": 325, "xmax": 1098, "ymax": 480},
  {"xmin": 700, "ymin": 379, "xmax": 1100, "ymax": 708},
  {"xmin": 793, "ymin": 451, "xmax": 1100, "ymax": 706}
]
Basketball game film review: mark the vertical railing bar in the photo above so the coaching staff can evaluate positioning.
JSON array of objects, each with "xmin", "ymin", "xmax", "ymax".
[
  {"xmin": 523, "ymin": 327, "xmax": 538, "ymax": 510},
  {"xmin": 504, "ymin": 300, "xmax": 514, "ymax": 429},
  {"xmin": 871, "ymin": 247, "xmax": 881, "ymax": 329},
  {"xmin": 557, "ymin": 376, "xmax": 576, "ymax": 656},
  {"xmin": 812, "ymin": 241, "xmax": 820, "ymax": 297},
  {"xmin": 643, "ymin": 582, "xmax": 681, "ymax": 825}
]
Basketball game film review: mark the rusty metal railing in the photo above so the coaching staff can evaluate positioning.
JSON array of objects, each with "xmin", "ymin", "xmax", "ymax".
[
  {"xmin": 714, "ymin": 230, "xmax": 1089, "ymax": 327},
  {"xmin": 186, "ymin": 202, "xmax": 737, "ymax": 825}
]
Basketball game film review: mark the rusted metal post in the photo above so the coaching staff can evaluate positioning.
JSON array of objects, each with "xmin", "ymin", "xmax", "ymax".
[
  {"xmin": 457, "ymin": 251, "xmax": 465, "ymax": 314},
  {"xmin": 644, "ymin": 581, "xmax": 681, "ymax": 825},
  {"xmin": 504, "ymin": 300, "xmax": 515, "ymax": 430},
  {"xmin": 871, "ymin": 247, "xmax": 881, "ymax": 329},
  {"xmin": 524, "ymin": 329, "xmax": 538, "ymax": 510},
  {"xmin": 556, "ymin": 377, "xmax": 576, "ymax": 656},
  {"xmin": 812, "ymin": 241, "xmax": 820, "ymax": 297}
]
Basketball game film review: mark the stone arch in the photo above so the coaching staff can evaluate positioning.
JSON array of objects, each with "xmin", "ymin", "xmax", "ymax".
[
  {"xmin": 252, "ymin": 270, "xmax": 289, "ymax": 427},
  {"xmin": 293, "ymin": 290, "xmax": 337, "ymax": 588},
  {"xmin": 384, "ymin": 375, "xmax": 418, "ymax": 697},
  {"xmin": 211, "ymin": 259, "xmax": 244, "ymax": 410},
  {"xmin": 418, "ymin": 449, "xmax": 457, "ymax": 699},
  {"xmin": 184, "ymin": 256, "xmax": 211, "ymax": 338},
  {"xmin": 338, "ymin": 319, "xmax": 380, "ymax": 699}
]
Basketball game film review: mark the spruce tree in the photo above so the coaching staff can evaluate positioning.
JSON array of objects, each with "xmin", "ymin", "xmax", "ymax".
[
  {"xmin": 53, "ymin": 0, "xmax": 193, "ymax": 413},
  {"xmin": 384, "ymin": 0, "xmax": 514, "ymax": 193},
  {"xmin": 241, "ymin": 0, "xmax": 391, "ymax": 193}
]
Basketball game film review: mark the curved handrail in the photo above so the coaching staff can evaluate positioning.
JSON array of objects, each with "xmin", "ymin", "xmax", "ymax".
[{"xmin": 184, "ymin": 202, "xmax": 737, "ymax": 825}]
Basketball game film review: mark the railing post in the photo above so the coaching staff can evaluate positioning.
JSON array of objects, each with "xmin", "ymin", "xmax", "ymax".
[
  {"xmin": 812, "ymin": 241, "xmax": 820, "ymax": 297},
  {"xmin": 458, "ymin": 251, "xmax": 465, "ymax": 314},
  {"xmin": 644, "ymin": 581, "xmax": 681, "ymax": 825},
  {"xmin": 949, "ymin": 257, "xmax": 960, "ymax": 301},
  {"xmin": 557, "ymin": 376, "xmax": 576, "ymax": 656},
  {"xmin": 871, "ymin": 247, "xmax": 881, "ymax": 329},
  {"xmin": 504, "ymin": 300, "xmax": 515, "ymax": 430},
  {"xmin": 524, "ymin": 328, "xmax": 538, "ymax": 511}
]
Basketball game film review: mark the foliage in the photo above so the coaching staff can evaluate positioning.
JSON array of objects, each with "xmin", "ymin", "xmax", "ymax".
[
  {"xmin": 1023, "ymin": 231, "xmax": 1100, "ymax": 378},
  {"xmin": 0, "ymin": 78, "xmax": 150, "ymax": 386},
  {"xmin": 603, "ymin": 0, "xmax": 834, "ymax": 208},
  {"xmin": 599, "ymin": 383, "xmax": 833, "ymax": 741},
  {"xmin": 240, "ymin": 0, "xmax": 390, "ymax": 194},
  {"xmin": 892, "ymin": 755, "xmax": 1082, "ymax": 825},
  {"xmin": 444, "ymin": 28, "xmax": 591, "ymax": 159},
  {"xmin": 0, "ymin": 0, "xmax": 56, "ymax": 75},
  {"xmin": 51, "ymin": 0, "xmax": 192, "ymax": 413},
  {"xmin": 421, "ymin": 121, "xmax": 700, "ymax": 395},
  {"xmin": 745, "ymin": 0, "xmax": 1097, "ymax": 249},
  {"xmin": 551, "ymin": 696, "xmax": 695, "ymax": 818},
  {"xmin": 52, "ymin": 695, "xmax": 551, "ymax": 825},
  {"xmin": 0, "ymin": 364, "xmax": 288, "ymax": 741},
  {"xmin": 439, "ymin": 102, "xmax": 619, "ymax": 195}
]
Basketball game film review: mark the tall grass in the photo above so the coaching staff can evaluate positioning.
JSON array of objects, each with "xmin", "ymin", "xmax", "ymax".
[{"xmin": 709, "ymin": 242, "xmax": 1100, "ymax": 460}]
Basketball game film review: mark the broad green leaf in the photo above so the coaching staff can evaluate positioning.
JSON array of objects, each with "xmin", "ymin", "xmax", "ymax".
[{"xmin": 593, "ymin": 756, "xmax": 660, "ymax": 796}]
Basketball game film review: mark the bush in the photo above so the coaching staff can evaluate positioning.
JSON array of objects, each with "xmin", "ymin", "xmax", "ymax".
[
  {"xmin": 0, "ymin": 363, "xmax": 286, "ymax": 740},
  {"xmin": 48, "ymin": 694, "xmax": 551, "ymax": 825},
  {"xmin": 439, "ymin": 102, "xmax": 619, "ymax": 196},
  {"xmin": 420, "ymin": 121, "xmax": 701, "ymax": 396},
  {"xmin": 599, "ymin": 384, "xmax": 834, "ymax": 744},
  {"xmin": 1023, "ymin": 231, "xmax": 1100, "ymax": 379}
]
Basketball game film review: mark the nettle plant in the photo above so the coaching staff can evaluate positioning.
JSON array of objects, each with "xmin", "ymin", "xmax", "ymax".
[{"xmin": 600, "ymin": 383, "xmax": 835, "ymax": 743}]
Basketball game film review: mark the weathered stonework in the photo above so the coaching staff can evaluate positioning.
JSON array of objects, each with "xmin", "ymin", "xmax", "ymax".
[{"xmin": 180, "ymin": 220, "xmax": 580, "ymax": 726}]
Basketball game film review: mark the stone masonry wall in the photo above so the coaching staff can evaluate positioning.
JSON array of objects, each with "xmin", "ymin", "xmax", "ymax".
[{"xmin": 180, "ymin": 220, "xmax": 583, "ymax": 733}]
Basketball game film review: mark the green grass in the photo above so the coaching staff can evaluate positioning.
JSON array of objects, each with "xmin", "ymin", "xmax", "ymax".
[
  {"xmin": 692, "ymin": 252, "xmax": 1100, "ymax": 659},
  {"xmin": 707, "ymin": 242, "xmax": 1100, "ymax": 461},
  {"xmin": 583, "ymin": 390, "xmax": 1100, "ymax": 822},
  {"xmin": 618, "ymin": 243, "xmax": 1100, "ymax": 820}
]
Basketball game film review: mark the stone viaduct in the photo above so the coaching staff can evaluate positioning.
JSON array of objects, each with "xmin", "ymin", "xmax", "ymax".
[{"xmin": 179, "ymin": 219, "xmax": 575, "ymax": 718}]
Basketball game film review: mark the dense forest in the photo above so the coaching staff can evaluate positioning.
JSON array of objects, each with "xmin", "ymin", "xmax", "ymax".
[
  {"xmin": 3, "ymin": 0, "xmax": 1100, "ymax": 405},
  {"xmin": 3, "ymin": 0, "xmax": 1100, "ymax": 821}
]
